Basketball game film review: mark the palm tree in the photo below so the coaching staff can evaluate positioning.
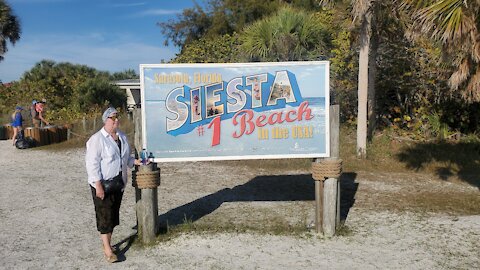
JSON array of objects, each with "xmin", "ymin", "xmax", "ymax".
[
  {"xmin": 318, "ymin": 0, "xmax": 378, "ymax": 158},
  {"xmin": 0, "ymin": 0, "xmax": 21, "ymax": 61},
  {"xmin": 240, "ymin": 6, "xmax": 331, "ymax": 61},
  {"xmin": 354, "ymin": 1, "xmax": 374, "ymax": 158},
  {"xmin": 401, "ymin": 0, "xmax": 480, "ymax": 101}
]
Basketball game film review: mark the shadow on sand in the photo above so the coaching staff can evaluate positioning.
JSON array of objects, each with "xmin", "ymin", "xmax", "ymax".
[
  {"xmin": 157, "ymin": 172, "xmax": 358, "ymax": 229},
  {"xmin": 396, "ymin": 141, "xmax": 480, "ymax": 189},
  {"xmin": 112, "ymin": 232, "xmax": 137, "ymax": 262},
  {"xmin": 114, "ymin": 173, "xmax": 358, "ymax": 258}
]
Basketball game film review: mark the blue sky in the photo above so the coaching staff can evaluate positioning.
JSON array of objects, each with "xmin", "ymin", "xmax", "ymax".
[{"xmin": 0, "ymin": 0, "xmax": 198, "ymax": 82}]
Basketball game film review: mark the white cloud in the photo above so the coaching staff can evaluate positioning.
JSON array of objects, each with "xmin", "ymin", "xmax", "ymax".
[
  {"xmin": 133, "ymin": 9, "xmax": 182, "ymax": 17},
  {"xmin": 112, "ymin": 2, "xmax": 146, "ymax": 8}
]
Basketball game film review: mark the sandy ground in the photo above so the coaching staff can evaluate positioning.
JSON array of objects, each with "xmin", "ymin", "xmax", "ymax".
[{"xmin": 0, "ymin": 139, "xmax": 479, "ymax": 269}]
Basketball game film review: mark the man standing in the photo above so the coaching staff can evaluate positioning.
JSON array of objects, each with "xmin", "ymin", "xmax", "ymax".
[{"xmin": 31, "ymin": 99, "xmax": 49, "ymax": 127}]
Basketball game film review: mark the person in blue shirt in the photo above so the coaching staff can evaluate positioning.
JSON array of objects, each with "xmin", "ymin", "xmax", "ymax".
[{"xmin": 11, "ymin": 106, "xmax": 23, "ymax": 146}]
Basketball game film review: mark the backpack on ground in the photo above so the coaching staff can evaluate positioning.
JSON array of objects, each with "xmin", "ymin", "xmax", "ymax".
[
  {"xmin": 15, "ymin": 138, "xmax": 30, "ymax": 149},
  {"xmin": 15, "ymin": 130, "xmax": 32, "ymax": 149}
]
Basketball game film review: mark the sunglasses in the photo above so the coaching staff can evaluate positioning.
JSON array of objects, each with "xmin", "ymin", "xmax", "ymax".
[{"xmin": 108, "ymin": 115, "xmax": 119, "ymax": 121}]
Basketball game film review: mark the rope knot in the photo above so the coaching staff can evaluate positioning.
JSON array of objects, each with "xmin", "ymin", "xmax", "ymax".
[
  {"xmin": 312, "ymin": 159, "xmax": 342, "ymax": 181},
  {"xmin": 133, "ymin": 169, "xmax": 161, "ymax": 189}
]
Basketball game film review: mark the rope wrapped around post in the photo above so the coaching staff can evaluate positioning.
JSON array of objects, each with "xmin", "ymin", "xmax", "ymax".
[
  {"xmin": 132, "ymin": 169, "xmax": 161, "ymax": 189},
  {"xmin": 312, "ymin": 159, "xmax": 343, "ymax": 181}
]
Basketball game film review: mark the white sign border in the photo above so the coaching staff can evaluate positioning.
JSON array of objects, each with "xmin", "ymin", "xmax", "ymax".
[{"xmin": 140, "ymin": 61, "xmax": 330, "ymax": 163}]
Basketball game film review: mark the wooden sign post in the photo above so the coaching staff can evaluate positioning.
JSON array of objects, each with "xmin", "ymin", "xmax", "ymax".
[
  {"xmin": 133, "ymin": 109, "xmax": 159, "ymax": 244},
  {"xmin": 313, "ymin": 105, "xmax": 340, "ymax": 236}
]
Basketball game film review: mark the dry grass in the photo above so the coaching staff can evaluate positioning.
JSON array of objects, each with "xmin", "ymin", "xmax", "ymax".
[
  {"xmin": 337, "ymin": 126, "xmax": 480, "ymax": 215},
  {"xmin": 356, "ymin": 180, "xmax": 480, "ymax": 215},
  {"xmin": 340, "ymin": 126, "xmax": 480, "ymax": 185}
]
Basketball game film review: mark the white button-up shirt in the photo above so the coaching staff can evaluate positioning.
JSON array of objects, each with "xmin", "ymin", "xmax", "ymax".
[{"xmin": 85, "ymin": 127, "xmax": 135, "ymax": 188}]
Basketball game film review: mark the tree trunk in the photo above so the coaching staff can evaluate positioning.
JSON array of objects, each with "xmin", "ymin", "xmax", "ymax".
[
  {"xmin": 367, "ymin": 24, "xmax": 378, "ymax": 142},
  {"xmin": 356, "ymin": 9, "xmax": 372, "ymax": 158}
]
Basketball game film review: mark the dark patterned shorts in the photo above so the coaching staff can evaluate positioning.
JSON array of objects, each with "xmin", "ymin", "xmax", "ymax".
[{"xmin": 90, "ymin": 186, "xmax": 124, "ymax": 234}]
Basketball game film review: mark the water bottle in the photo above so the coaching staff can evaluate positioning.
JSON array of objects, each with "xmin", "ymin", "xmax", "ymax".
[{"xmin": 140, "ymin": 148, "xmax": 148, "ymax": 165}]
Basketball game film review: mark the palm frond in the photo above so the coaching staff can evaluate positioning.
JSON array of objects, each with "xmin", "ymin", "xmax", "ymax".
[
  {"xmin": 240, "ymin": 6, "xmax": 331, "ymax": 61},
  {"xmin": 463, "ymin": 67, "xmax": 480, "ymax": 101},
  {"xmin": 448, "ymin": 57, "xmax": 470, "ymax": 90},
  {"xmin": 317, "ymin": 0, "xmax": 337, "ymax": 8},
  {"xmin": 415, "ymin": 0, "xmax": 474, "ymax": 43},
  {"xmin": 472, "ymin": 37, "xmax": 480, "ymax": 62}
]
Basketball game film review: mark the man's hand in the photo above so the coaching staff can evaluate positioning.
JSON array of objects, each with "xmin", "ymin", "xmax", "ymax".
[
  {"xmin": 134, "ymin": 158, "xmax": 151, "ymax": 166},
  {"xmin": 95, "ymin": 181, "xmax": 105, "ymax": 200}
]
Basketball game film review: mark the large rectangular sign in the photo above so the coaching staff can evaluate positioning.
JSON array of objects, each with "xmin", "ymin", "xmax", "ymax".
[{"xmin": 140, "ymin": 61, "xmax": 330, "ymax": 162}]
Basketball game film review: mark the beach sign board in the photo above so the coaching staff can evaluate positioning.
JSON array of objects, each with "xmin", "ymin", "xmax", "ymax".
[{"xmin": 140, "ymin": 61, "xmax": 330, "ymax": 162}]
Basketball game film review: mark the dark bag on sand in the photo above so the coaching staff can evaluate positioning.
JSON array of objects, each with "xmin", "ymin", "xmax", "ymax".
[
  {"xmin": 15, "ymin": 138, "xmax": 30, "ymax": 149},
  {"xmin": 15, "ymin": 130, "xmax": 31, "ymax": 149},
  {"xmin": 100, "ymin": 173, "xmax": 124, "ymax": 193}
]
